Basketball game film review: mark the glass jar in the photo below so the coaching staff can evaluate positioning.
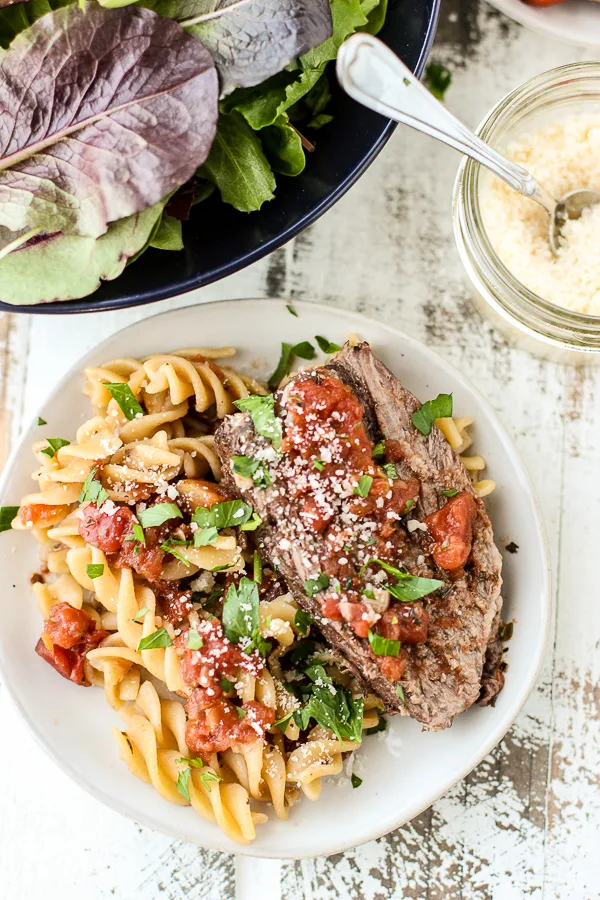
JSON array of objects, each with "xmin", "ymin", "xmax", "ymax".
[{"xmin": 453, "ymin": 62, "xmax": 600, "ymax": 363}]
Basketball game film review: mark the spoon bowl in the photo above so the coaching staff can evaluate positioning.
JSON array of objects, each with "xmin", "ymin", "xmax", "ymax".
[{"xmin": 552, "ymin": 188, "xmax": 600, "ymax": 253}]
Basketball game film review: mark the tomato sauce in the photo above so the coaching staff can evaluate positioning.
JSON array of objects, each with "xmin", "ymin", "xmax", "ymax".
[{"xmin": 185, "ymin": 691, "xmax": 274, "ymax": 755}]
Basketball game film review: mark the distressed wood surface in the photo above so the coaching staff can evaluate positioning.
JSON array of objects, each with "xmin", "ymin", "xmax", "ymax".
[{"xmin": 1, "ymin": 3, "xmax": 599, "ymax": 898}]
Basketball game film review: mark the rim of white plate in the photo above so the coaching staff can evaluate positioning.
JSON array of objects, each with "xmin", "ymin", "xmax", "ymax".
[{"xmin": 0, "ymin": 298, "xmax": 552, "ymax": 858}]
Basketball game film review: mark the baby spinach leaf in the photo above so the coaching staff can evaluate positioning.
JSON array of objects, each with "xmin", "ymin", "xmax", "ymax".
[
  {"xmin": 293, "ymin": 680, "xmax": 364, "ymax": 743},
  {"xmin": 200, "ymin": 112, "xmax": 276, "ymax": 212},
  {"xmin": 0, "ymin": 5, "xmax": 218, "ymax": 240},
  {"xmin": 146, "ymin": 0, "xmax": 333, "ymax": 97}
]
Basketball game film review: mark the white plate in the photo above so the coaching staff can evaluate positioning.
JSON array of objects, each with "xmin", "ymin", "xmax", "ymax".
[
  {"xmin": 485, "ymin": 0, "xmax": 600, "ymax": 49},
  {"xmin": 0, "ymin": 299, "xmax": 551, "ymax": 859}
]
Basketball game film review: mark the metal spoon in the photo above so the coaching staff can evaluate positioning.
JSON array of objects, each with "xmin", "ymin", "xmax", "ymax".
[{"xmin": 336, "ymin": 33, "xmax": 600, "ymax": 256}]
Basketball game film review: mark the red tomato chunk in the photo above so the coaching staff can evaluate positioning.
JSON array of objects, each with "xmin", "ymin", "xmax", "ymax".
[
  {"xmin": 185, "ymin": 690, "xmax": 275, "ymax": 755},
  {"xmin": 424, "ymin": 492, "xmax": 476, "ymax": 571},
  {"xmin": 36, "ymin": 602, "xmax": 108, "ymax": 686},
  {"xmin": 78, "ymin": 502, "xmax": 135, "ymax": 553}
]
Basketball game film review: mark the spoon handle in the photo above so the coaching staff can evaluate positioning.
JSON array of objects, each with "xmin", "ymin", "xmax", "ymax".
[{"xmin": 336, "ymin": 33, "xmax": 556, "ymax": 216}]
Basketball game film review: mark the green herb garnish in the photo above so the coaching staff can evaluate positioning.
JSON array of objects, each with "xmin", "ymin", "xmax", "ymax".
[
  {"xmin": 368, "ymin": 629, "xmax": 400, "ymax": 657},
  {"xmin": 268, "ymin": 342, "xmax": 293, "ymax": 389},
  {"xmin": 176, "ymin": 767, "xmax": 191, "ymax": 802},
  {"xmin": 382, "ymin": 462, "xmax": 398, "ymax": 480},
  {"xmin": 195, "ymin": 526, "xmax": 219, "ymax": 547},
  {"xmin": 240, "ymin": 512, "xmax": 262, "ymax": 531},
  {"xmin": 403, "ymin": 499, "xmax": 415, "ymax": 515},
  {"xmin": 303, "ymin": 572, "xmax": 329, "ymax": 597},
  {"xmin": 411, "ymin": 393, "xmax": 453, "ymax": 436},
  {"xmin": 292, "ymin": 340, "xmax": 315, "ymax": 360},
  {"xmin": 139, "ymin": 502, "xmax": 182, "ymax": 528},
  {"xmin": 442, "ymin": 488, "xmax": 459, "ymax": 498},
  {"xmin": 231, "ymin": 455, "xmax": 271, "ymax": 488},
  {"xmin": 273, "ymin": 712, "xmax": 294, "ymax": 733},
  {"xmin": 37, "ymin": 417, "xmax": 47, "ymax": 426},
  {"xmin": 424, "ymin": 62, "xmax": 452, "ymax": 101},
  {"xmin": 234, "ymin": 394, "xmax": 283, "ymax": 450},
  {"xmin": 372, "ymin": 439, "xmax": 386, "ymax": 459},
  {"xmin": 79, "ymin": 468, "xmax": 109, "ymax": 505},
  {"xmin": 286, "ymin": 305, "xmax": 298, "ymax": 317},
  {"xmin": 192, "ymin": 499, "xmax": 253, "ymax": 531},
  {"xmin": 103, "ymin": 382, "xmax": 144, "ymax": 421},
  {"xmin": 253, "ymin": 550, "xmax": 263, "ymax": 584},
  {"xmin": 137, "ymin": 628, "xmax": 173, "ymax": 651},
  {"xmin": 220, "ymin": 677, "xmax": 234, "ymax": 692},
  {"xmin": 187, "ymin": 629, "xmax": 203, "ymax": 650},
  {"xmin": 351, "ymin": 774, "xmax": 363, "ymax": 789},
  {"xmin": 86, "ymin": 563, "xmax": 104, "ymax": 579},
  {"xmin": 313, "ymin": 459, "xmax": 325, "ymax": 471},
  {"xmin": 133, "ymin": 607, "xmax": 149, "ymax": 623},
  {"xmin": 40, "ymin": 437, "xmax": 70, "ymax": 458},
  {"xmin": 353, "ymin": 475, "xmax": 373, "ymax": 497},
  {"xmin": 396, "ymin": 684, "xmax": 407, "ymax": 706},
  {"xmin": 293, "ymin": 668, "xmax": 363, "ymax": 743},
  {"xmin": 315, "ymin": 335, "xmax": 342, "ymax": 354},
  {"xmin": 294, "ymin": 608, "xmax": 313, "ymax": 637},
  {"xmin": 0, "ymin": 506, "xmax": 19, "ymax": 533},
  {"xmin": 222, "ymin": 576, "xmax": 271, "ymax": 657},
  {"xmin": 236, "ymin": 706, "xmax": 246, "ymax": 718}
]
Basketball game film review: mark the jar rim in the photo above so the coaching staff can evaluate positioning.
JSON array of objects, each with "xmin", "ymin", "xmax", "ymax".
[{"xmin": 454, "ymin": 61, "xmax": 600, "ymax": 350}]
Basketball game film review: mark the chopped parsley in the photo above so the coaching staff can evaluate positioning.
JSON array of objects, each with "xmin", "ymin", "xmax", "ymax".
[
  {"xmin": 240, "ymin": 512, "xmax": 262, "ymax": 531},
  {"xmin": 160, "ymin": 537, "xmax": 191, "ymax": 566},
  {"xmin": 303, "ymin": 572, "xmax": 329, "ymax": 597},
  {"xmin": 365, "ymin": 536, "xmax": 377, "ymax": 546},
  {"xmin": 411, "ymin": 393, "xmax": 453, "ymax": 436},
  {"xmin": 396, "ymin": 684, "xmax": 407, "ymax": 706},
  {"xmin": 403, "ymin": 498, "xmax": 415, "ymax": 515},
  {"xmin": 372, "ymin": 439, "xmax": 386, "ymax": 459},
  {"xmin": 86, "ymin": 563, "xmax": 104, "ymax": 579},
  {"xmin": 353, "ymin": 475, "xmax": 373, "ymax": 497},
  {"xmin": 368, "ymin": 629, "xmax": 401, "ymax": 657},
  {"xmin": 294, "ymin": 608, "xmax": 313, "ymax": 637},
  {"xmin": 362, "ymin": 558, "xmax": 443, "ymax": 602},
  {"xmin": 187, "ymin": 629, "xmax": 203, "ymax": 650},
  {"xmin": 286, "ymin": 304, "xmax": 298, "ymax": 317},
  {"xmin": 382, "ymin": 462, "xmax": 398, "ymax": 480},
  {"xmin": 133, "ymin": 607, "xmax": 149, "ymax": 623},
  {"xmin": 268, "ymin": 342, "xmax": 293, "ymax": 389},
  {"xmin": 37, "ymin": 416, "xmax": 47, "ymax": 426},
  {"xmin": 176, "ymin": 766, "xmax": 191, "ymax": 801},
  {"xmin": 40, "ymin": 437, "xmax": 70, "ymax": 458},
  {"xmin": 273, "ymin": 712, "xmax": 294, "ymax": 733},
  {"xmin": 103, "ymin": 382, "xmax": 144, "ymax": 420},
  {"xmin": 293, "ymin": 665, "xmax": 364, "ymax": 743},
  {"xmin": 351, "ymin": 774, "xmax": 363, "ymax": 789},
  {"xmin": 442, "ymin": 488, "xmax": 459, "ymax": 498},
  {"xmin": 125, "ymin": 523, "xmax": 146, "ymax": 546},
  {"xmin": 253, "ymin": 550, "xmax": 263, "ymax": 584},
  {"xmin": 137, "ymin": 628, "xmax": 173, "ymax": 651},
  {"xmin": 139, "ymin": 502, "xmax": 182, "ymax": 528},
  {"xmin": 199, "ymin": 770, "xmax": 222, "ymax": 792},
  {"xmin": 234, "ymin": 394, "xmax": 282, "ymax": 450},
  {"xmin": 313, "ymin": 459, "xmax": 325, "ymax": 471},
  {"xmin": 220, "ymin": 677, "xmax": 234, "ymax": 692},
  {"xmin": 235, "ymin": 706, "xmax": 246, "ymax": 719},
  {"xmin": 0, "ymin": 506, "xmax": 19, "ymax": 533},
  {"xmin": 292, "ymin": 340, "xmax": 315, "ymax": 360},
  {"xmin": 231, "ymin": 455, "xmax": 271, "ymax": 488},
  {"xmin": 79, "ymin": 468, "xmax": 109, "ymax": 505},
  {"xmin": 194, "ymin": 526, "xmax": 219, "ymax": 547},
  {"xmin": 424, "ymin": 62, "xmax": 452, "ymax": 101},
  {"xmin": 192, "ymin": 499, "xmax": 253, "ymax": 531},
  {"xmin": 315, "ymin": 335, "xmax": 342, "ymax": 354}
]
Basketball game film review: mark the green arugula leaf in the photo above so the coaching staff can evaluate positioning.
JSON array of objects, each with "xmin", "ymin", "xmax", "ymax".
[
  {"xmin": 86, "ymin": 564, "xmax": 104, "ymax": 579},
  {"xmin": 442, "ymin": 488, "xmax": 459, "ymax": 498},
  {"xmin": 79, "ymin": 468, "xmax": 109, "ymax": 505},
  {"xmin": 199, "ymin": 111, "xmax": 276, "ymax": 212},
  {"xmin": 0, "ymin": 506, "xmax": 19, "ymax": 533},
  {"xmin": 353, "ymin": 475, "xmax": 373, "ymax": 497},
  {"xmin": 351, "ymin": 773, "xmax": 363, "ymax": 789},
  {"xmin": 137, "ymin": 628, "xmax": 173, "ymax": 651},
  {"xmin": 303, "ymin": 572, "xmax": 329, "ymax": 597},
  {"xmin": 424, "ymin": 62, "xmax": 452, "ymax": 101},
  {"xmin": 294, "ymin": 608, "xmax": 313, "ymax": 637},
  {"xmin": 187, "ymin": 629, "xmax": 203, "ymax": 650},
  {"xmin": 139, "ymin": 502, "xmax": 183, "ymax": 528},
  {"xmin": 103, "ymin": 383, "xmax": 144, "ymax": 421},
  {"xmin": 234, "ymin": 394, "xmax": 282, "ymax": 450},
  {"xmin": 368, "ymin": 629, "xmax": 400, "ymax": 657},
  {"xmin": 411, "ymin": 393, "xmax": 453, "ymax": 436},
  {"xmin": 315, "ymin": 334, "xmax": 342, "ymax": 354},
  {"xmin": 40, "ymin": 437, "xmax": 70, "ymax": 459}
]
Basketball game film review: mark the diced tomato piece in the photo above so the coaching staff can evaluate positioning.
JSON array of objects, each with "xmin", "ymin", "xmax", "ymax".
[
  {"xmin": 378, "ymin": 602, "xmax": 429, "ymax": 645},
  {"xmin": 321, "ymin": 595, "xmax": 343, "ymax": 620},
  {"xmin": 377, "ymin": 649, "xmax": 408, "ymax": 682},
  {"xmin": 45, "ymin": 602, "xmax": 95, "ymax": 649},
  {"xmin": 78, "ymin": 503, "xmax": 135, "ymax": 553},
  {"xmin": 424, "ymin": 492, "xmax": 476, "ymax": 571},
  {"xmin": 36, "ymin": 625, "xmax": 108, "ymax": 686},
  {"xmin": 19, "ymin": 504, "xmax": 63, "ymax": 527},
  {"xmin": 175, "ymin": 620, "xmax": 263, "ymax": 689},
  {"xmin": 185, "ymin": 692, "xmax": 274, "ymax": 755}
]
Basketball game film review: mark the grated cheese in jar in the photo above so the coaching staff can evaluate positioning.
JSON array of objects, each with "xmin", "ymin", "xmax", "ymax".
[{"xmin": 480, "ymin": 115, "xmax": 600, "ymax": 315}]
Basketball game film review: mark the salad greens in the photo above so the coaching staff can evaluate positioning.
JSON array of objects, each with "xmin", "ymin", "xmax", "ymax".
[{"xmin": 0, "ymin": 0, "xmax": 389, "ymax": 305}]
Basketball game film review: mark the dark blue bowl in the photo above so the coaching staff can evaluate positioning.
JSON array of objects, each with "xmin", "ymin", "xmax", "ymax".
[{"xmin": 4, "ymin": 0, "xmax": 439, "ymax": 315}]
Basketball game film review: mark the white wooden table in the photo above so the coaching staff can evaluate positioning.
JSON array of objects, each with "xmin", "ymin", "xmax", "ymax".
[{"xmin": 1, "ymin": 3, "xmax": 599, "ymax": 898}]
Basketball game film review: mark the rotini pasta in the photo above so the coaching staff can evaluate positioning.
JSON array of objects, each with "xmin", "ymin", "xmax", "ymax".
[{"xmin": 5, "ymin": 340, "xmax": 500, "ymax": 844}]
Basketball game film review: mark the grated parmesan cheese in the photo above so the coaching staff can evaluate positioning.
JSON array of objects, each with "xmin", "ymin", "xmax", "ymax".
[{"xmin": 480, "ymin": 115, "xmax": 600, "ymax": 315}]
